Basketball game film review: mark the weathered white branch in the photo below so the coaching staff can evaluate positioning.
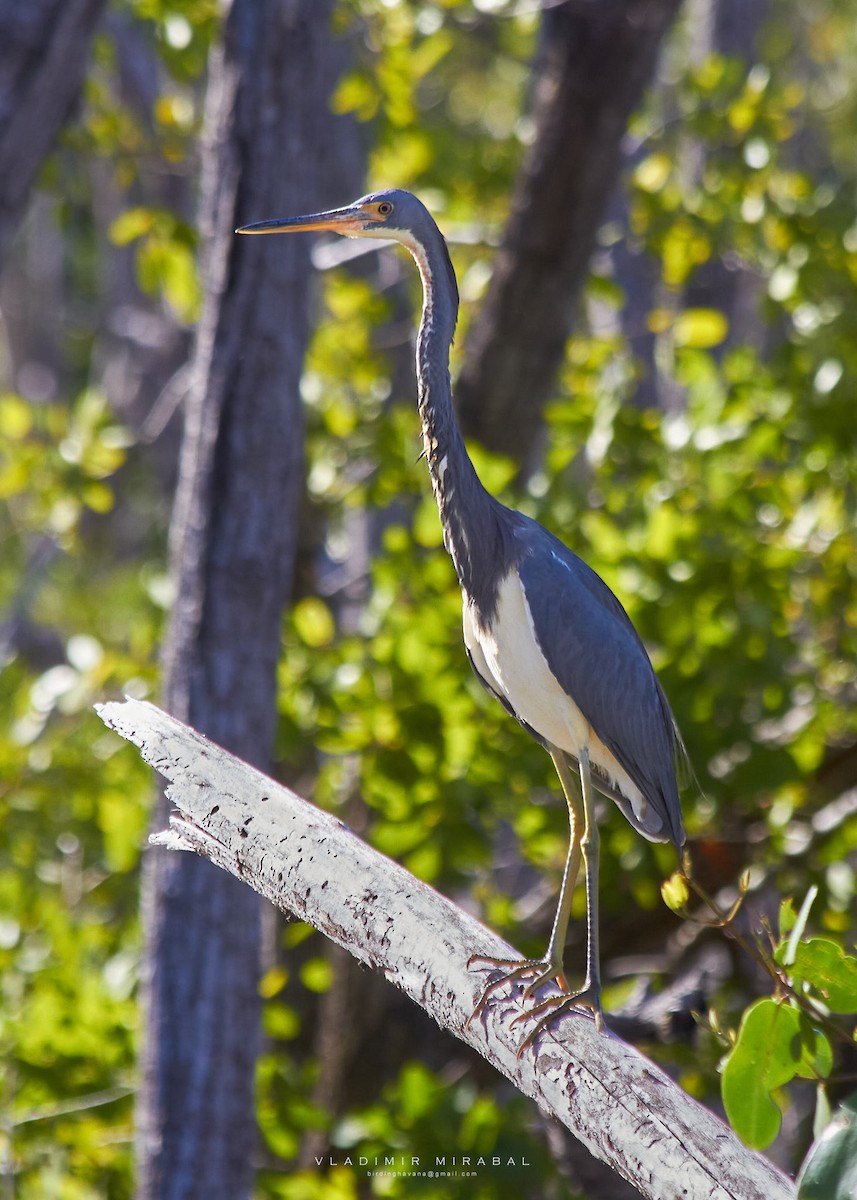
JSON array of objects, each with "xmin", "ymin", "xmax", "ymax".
[{"xmin": 97, "ymin": 698, "xmax": 795, "ymax": 1200}]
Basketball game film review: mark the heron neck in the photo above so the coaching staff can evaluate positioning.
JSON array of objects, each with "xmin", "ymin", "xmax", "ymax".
[{"xmin": 410, "ymin": 238, "xmax": 504, "ymax": 603}]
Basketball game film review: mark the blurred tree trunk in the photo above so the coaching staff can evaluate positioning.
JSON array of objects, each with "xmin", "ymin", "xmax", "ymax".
[
  {"xmin": 608, "ymin": 0, "xmax": 769, "ymax": 412},
  {"xmin": 682, "ymin": 0, "xmax": 769, "ymax": 349},
  {"xmin": 0, "ymin": 0, "xmax": 106, "ymax": 264},
  {"xmin": 138, "ymin": 2, "xmax": 357, "ymax": 1197},
  {"xmin": 456, "ymin": 0, "xmax": 682, "ymax": 467}
]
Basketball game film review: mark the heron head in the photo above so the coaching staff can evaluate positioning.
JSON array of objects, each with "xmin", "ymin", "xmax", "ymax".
[{"xmin": 236, "ymin": 188, "xmax": 432, "ymax": 245}]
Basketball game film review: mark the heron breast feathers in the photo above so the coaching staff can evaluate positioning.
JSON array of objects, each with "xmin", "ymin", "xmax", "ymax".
[{"xmin": 461, "ymin": 570, "xmax": 655, "ymax": 832}]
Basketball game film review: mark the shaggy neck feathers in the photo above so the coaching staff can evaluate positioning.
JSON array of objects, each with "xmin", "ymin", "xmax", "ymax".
[{"xmin": 405, "ymin": 228, "xmax": 514, "ymax": 620}]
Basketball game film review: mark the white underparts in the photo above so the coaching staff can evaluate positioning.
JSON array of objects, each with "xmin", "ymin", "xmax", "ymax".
[{"xmin": 463, "ymin": 570, "xmax": 650, "ymax": 827}]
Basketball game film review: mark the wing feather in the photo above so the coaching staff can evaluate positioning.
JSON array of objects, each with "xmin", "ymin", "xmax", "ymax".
[{"xmin": 515, "ymin": 521, "xmax": 686, "ymax": 847}]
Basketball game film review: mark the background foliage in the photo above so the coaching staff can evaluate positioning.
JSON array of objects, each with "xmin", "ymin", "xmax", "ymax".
[{"xmin": 1, "ymin": 0, "xmax": 855, "ymax": 1196}]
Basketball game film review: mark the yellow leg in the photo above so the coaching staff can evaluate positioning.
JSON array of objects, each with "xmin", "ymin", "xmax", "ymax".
[
  {"xmin": 514, "ymin": 746, "xmax": 604, "ymax": 1051},
  {"xmin": 520, "ymin": 748, "xmax": 580, "ymax": 984},
  {"xmin": 468, "ymin": 748, "xmax": 584, "ymax": 1023},
  {"xmin": 578, "ymin": 744, "xmax": 602, "ymax": 1020}
]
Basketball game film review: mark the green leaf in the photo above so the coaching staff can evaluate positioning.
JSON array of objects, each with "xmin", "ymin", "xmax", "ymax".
[
  {"xmin": 158, "ymin": 240, "xmax": 201, "ymax": 322},
  {"xmin": 300, "ymin": 958, "xmax": 333, "ymax": 994},
  {"xmin": 258, "ymin": 965, "xmax": 288, "ymax": 999},
  {"xmin": 262, "ymin": 1002, "xmax": 300, "ymax": 1040},
  {"xmin": 780, "ymin": 885, "xmax": 817, "ymax": 966},
  {"xmin": 633, "ymin": 153, "xmax": 673, "ymax": 193},
  {"xmin": 293, "ymin": 598, "xmax": 336, "ymax": 648},
  {"xmin": 0, "ymin": 394, "xmax": 33, "ymax": 439},
  {"xmin": 82, "ymin": 480, "xmax": 115, "ymax": 513},
  {"xmin": 332, "ymin": 71, "xmax": 380, "ymax": 120},
  {"xmin": 813, "ymin": 1084, "xmax": 832, "ymax": 1141},
  {"xmin": 789, "ymin": 939, "xmax": 857, "ymax": 1013},
  {"xmin": 797, "ymin": 1093, "xmax": 857, "ymax": 1200},
  {"xmin": 410, "ymin": 29, "xmax": 454, "ymax": 80},
  {"xmin": 661, "ymin": 871, "xmax": 690, "ymax": 914},
  {"xmin": 778, "ymin": 896, "xmax": 797, "ymax": 941},
  {"xmin": 720, "ymin": 998, "xmax": 801, "ymax": 1147},
  {"xmin": 794, "ymin": 1022, "xmax": 833, "ymax": 1082},
  {"xmin": 412, "ymin": 495, "xmax": 444, "ymax": 548},
  {"xmin": 673, "ymin": 308, "xmax": 730, "ymax": 348},
  {"xmin": 108, "ymin": 206, "xmax": 155, "ymax": 245}
]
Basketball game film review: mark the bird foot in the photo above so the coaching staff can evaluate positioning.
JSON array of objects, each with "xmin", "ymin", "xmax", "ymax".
[
  {"xmin": 512, "ymin": 981, "xmax": 603, "ymax": 1057},
  {"xmin": 466, "ymin": 954, "xmax": 568, "ymax": 1029},
  {"xmin": 467, "ymin": 954, "xmax": 603, "ymax": 1055}
]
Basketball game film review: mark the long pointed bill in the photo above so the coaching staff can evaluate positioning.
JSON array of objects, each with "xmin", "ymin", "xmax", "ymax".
[{"xmin": 235, "ymin": 205, "xmax": 372, "ymax": 237}]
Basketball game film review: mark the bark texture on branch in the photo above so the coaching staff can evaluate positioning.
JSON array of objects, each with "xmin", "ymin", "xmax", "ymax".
[
  {"xmin": 456, "ymin": 0, "xmax": 682, "ymax": 465},
  {"xmin": 102, "ymin": 698, "xmax": 796, "ymax": 1200},
  {"xmin": 0, "ymin": 0, "xmax": 106, "ymax": 264}
]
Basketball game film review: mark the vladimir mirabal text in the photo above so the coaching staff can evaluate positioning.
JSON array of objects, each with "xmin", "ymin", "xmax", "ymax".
[{"xmin": 316, "ymin": 1156, "xmax": 531, "ymax": 1169}]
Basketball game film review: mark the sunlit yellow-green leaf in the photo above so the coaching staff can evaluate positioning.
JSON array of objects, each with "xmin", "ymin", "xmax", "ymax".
[
  {"xmin": 108, "ymin": 206, "xmax": 155, "ymax": 245},
  {"xmin": 258, "ymin": 966, "xmax": 288, "ymax": 1000},
  {"xmin": 0, "ymin": 394, "xmax": 33, "ymax": 439},
  {"xmin": 412, "ymin": 495, "xmax": 443, "ymax": 548},
  {"xmin": 293, "ymin": 598, "xmax": 336, "ymax": 648},
  {"xmin": 262, "ymin": 1002, "xmax": 300, "ymax": 1040},
  {"xmin": 661, "ymin": 871, "xmax": 690, "ymax": 914},
  {"xmin": 0, "ymin": 458, "xmax": 30, "ymax": 498},
  {"xmin": 333, "ymin": 71, "xmax": 380, "ymax": 121},
  {"xmin": 81, "ymin": 481, "xmax": 114, "ymax": 513},
  {"xmin": 661, "ymin": 223, "xmax": 712, "ymax": 287},
  {"xmin": 634, "ymin": 153, "xmax": 672, "ymax": 193},
  {"xmin": 673, "ymin": 308, "xmax": 730, "ymax": 348},
  {"xmin": 158, "ymin": 240, "xmax": 201, "ymax": 322},
  {"xmin": 300, "ymin": 958, "xmax": 333, "ymax": 994}
]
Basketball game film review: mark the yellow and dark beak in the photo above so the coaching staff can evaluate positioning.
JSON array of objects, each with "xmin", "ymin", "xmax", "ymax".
[{"xmin": 236, "ymin": 203, "xmax": 374, "ymax": 238}]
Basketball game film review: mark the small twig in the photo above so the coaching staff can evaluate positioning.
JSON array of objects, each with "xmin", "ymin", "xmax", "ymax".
[
  {"xmin": 9, "ymin": 1085, "xmax": 134, "ymax": 1128},
  {"xmin": 677, "ymin": 855, "xmax": 852, "ymax": 1050}
]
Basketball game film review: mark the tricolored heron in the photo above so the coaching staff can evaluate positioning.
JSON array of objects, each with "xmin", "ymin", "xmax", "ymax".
[{"xmin": 237, "ymin": 190, "xmax": 688, "ymax": 1040}]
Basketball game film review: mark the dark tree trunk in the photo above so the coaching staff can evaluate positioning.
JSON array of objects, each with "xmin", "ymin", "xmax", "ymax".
[
  {"xmin": 608, "ymin": 172, "xmax": 663, "ymax": 412},
  {"xmin": 138, "ymin": 2, "xmax": 355, "ymax": 1196},
  {"xmin": 456, "ymin": 0, "xmax": 682, "ymax": 466},
  {"xmin": 682, "ymin": 0, "xmax": 769, "ymax": 356},
  {"xmin": 0, "ymin": 0, "xmax": 106, "ymax": 264}
]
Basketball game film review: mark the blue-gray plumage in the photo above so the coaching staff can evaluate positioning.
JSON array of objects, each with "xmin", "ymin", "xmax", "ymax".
[
  {"xmin": 237, "ymin": 189, "xmax": 688, "ymax": 1041},
  {"xmin": 514, "ymin": 526, "xmax": 685, "ymax": 846}
]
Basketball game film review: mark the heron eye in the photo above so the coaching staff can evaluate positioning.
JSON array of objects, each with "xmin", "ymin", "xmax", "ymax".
[{"xmin": 377, "ymin": 201, "xmax": 393, "ymax": 216}]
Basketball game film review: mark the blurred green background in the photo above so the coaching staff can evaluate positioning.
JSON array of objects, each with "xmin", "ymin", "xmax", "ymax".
[{"xmin": 1, "ymin": 0, "xmax": 855, "ymax": 1196}]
